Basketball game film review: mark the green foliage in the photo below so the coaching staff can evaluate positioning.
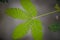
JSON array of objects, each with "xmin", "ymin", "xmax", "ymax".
[
  {"xmin": 48, "ymin": 3, "xmax": 60, "ymax": 32},
  {"xmin": 31, "ymin": 19, "xmax": 43, "ymax": 40},
  {"xmin": 5, "ymin": 8, "xmax": 30, "ymax": 20},
  {"xmin": 5, "ymin": 0, "xmax": 60, "ymax": 40},
  {"xmin": 55, "ymin": 4, "xmax": 60, "ymax": 11},
  {"xmin": 48, "ymin": 22, "xmax": 60, "ymax": 32},
  {"xmin": 20, "ymin": 0, "xmax": 37, "ymax": 17},
  {"xmin": 5, "ymin": 0, "xmax": 43, "ymax": 40},
  {"xmin": 12, "ymin": 20, "xmax": 32, "ymax": 39}
]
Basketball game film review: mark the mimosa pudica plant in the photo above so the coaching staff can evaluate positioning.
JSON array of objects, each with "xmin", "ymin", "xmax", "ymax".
[{"xmin": 5, "ymin": 0, "xmax": 60, "ymax": 40}]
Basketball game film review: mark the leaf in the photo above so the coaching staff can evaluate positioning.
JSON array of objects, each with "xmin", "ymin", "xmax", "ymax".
[
  {"xmin": 55, "ymin": 4, "xmax": 60, "ymax": 11},
  {"xmin": 12, "ymin": 20, "xmax": 32, "ymax": 39},
  {"xmin": 20, "ymin": 0, "xmax": 37, "ymax": 17},
  {"xmin": 31, "ymin": 19, "xmax": 43, "ymax": 40},
  {"xmin": 48, "ymin": 22, "xmax": 60, "ymax": 32},
  {"xmin": 5, "ymin": 8, "xmax": 30, "ymax": 20}
]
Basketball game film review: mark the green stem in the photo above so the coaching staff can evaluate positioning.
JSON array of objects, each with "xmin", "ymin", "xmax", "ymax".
[{"xmin": 32, "ymin": 10, "xmax": 58, "ymax": 19}]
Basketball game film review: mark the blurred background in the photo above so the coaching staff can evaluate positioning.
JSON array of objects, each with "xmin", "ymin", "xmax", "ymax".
[{"xmin": 0, "ymin": 0, "xmax": 60, "ymax": 40}]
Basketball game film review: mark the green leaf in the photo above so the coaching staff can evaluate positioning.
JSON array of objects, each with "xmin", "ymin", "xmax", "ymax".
[
  {"xmin": 5, "ymin": 8, "xmax": 30, "ymax": 20},
  {"xmin": 48, "ymin": 22, "xmax": 60, "ymax": 32},
  {"xmin": 55, "ymin": 4, "xmax": 60, "ymax": 11},
  {"xmin": 20, "ymin": 0, "xmax": 37, "ymax": 17},
  {"xmin": 31, "ymin": 19, "xmax": 43, "ymax": 40},
  {"xmin": 12, "ymin": 20, "xmax": 32, "ymax": 39}
]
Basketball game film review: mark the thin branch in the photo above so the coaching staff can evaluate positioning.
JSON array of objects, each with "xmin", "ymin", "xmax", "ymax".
[{"xmin": 32, "ymin": 10, "xmax": 58, "ymax": 19}]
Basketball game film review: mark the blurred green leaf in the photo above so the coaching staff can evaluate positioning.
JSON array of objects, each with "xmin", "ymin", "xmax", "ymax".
[
  {"xmin": 5, "ymin": 8, "xmax": 30, "ymax": 20},
  {"xmin": 31, "ymin": 19, "xmax": 43, "ymax": 40},
  {"xmin": 20, "ymin": 0, "xmax": 37, "ymax": 17},
  {"xmin": 12, "ymin": 20, "xmax": 32, "ymax": 39},
  {"xmin": 55, "ymin": 4, "xmax": 60, "ymax": 11}
]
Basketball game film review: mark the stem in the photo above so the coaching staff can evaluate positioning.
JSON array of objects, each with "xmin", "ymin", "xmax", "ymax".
[{"xmin": 32, "ymin": 10, "xmax": 58, "ymax": 19}]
